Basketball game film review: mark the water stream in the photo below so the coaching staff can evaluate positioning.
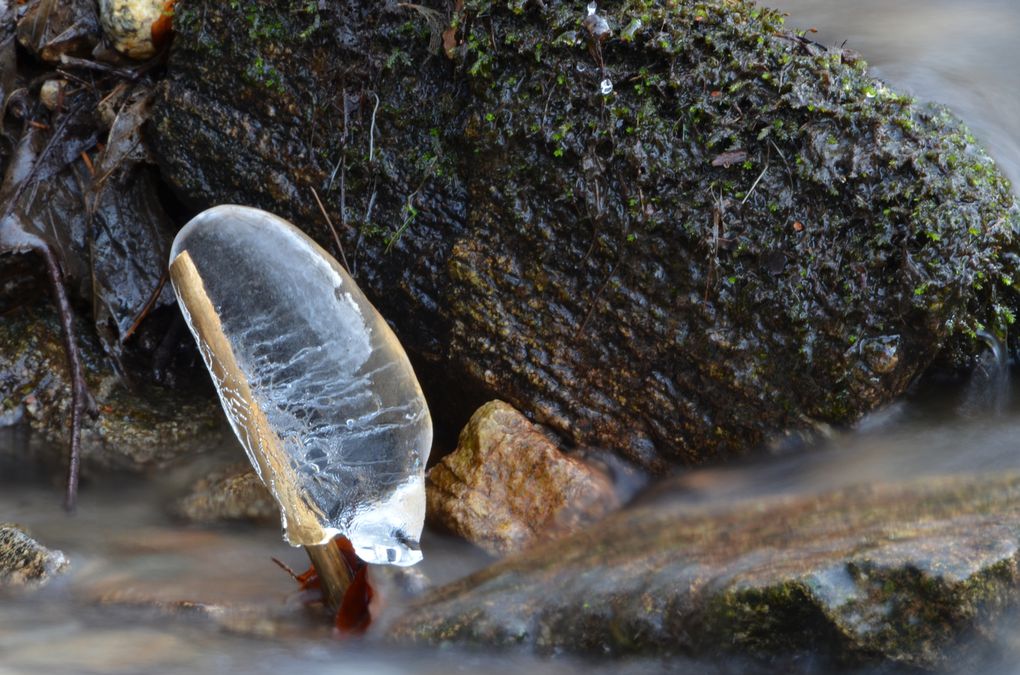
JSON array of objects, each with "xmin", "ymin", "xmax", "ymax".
[{"xmin": 4, "ymin": 1, "xmax": 1020, "ymax": 673}]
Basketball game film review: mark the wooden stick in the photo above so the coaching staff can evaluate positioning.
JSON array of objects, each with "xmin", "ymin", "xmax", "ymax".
[{"xmin": 305, "ymin": 540, "xmax": 354, "ymax": 611}]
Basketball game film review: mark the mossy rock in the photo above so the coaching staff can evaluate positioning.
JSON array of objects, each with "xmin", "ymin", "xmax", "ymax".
[
  {"xmin": 387, "ymin": 472, "xmax": 1020, "ymax": 669},
  {"xmin": 151, "ymin": 0, "xmax": 1019, "ymax": 469},
  {"xmin": 0, "ymin": 305, "xmax": 221, "ymax": 471},
  {"xmin": 0, "ymin": 524, "xmax": 68, "ymax": 588}
]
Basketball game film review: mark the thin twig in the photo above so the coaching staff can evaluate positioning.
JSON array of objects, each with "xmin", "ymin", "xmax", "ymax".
[
  {"xmin": 122, "ymin": 271, "xmax": 169, "ymax": 342},
  {"xmin": 37, "ymin": 241, "xmax": 88, "ymax": 511},
  {"xmin": 339, "ymin": 92, "xmax": 348, "ymax": 235},
  {"xmin": 741, "ymin": 164, "xmax": 769, "ymax": 205},
  {"xmin": 368, "ymin": 92, "xmax": 380, "ymax": 163},
  {"xmin": 577, "ymin": 259, "xmax": 620, "ymax": 337},
  {"xmin": 311, "ymin": 186, "xmax": 350, "ymax": 272}
]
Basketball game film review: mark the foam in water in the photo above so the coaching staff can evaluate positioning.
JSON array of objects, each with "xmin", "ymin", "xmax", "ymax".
[{"xmin": 168, "ymin": 205, "xmax": 431, "ymax": 566}]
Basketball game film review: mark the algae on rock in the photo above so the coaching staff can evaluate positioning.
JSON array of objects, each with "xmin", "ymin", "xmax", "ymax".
[{"xmin": 152, "ymin": 0, "xmax": 1020, "ymax": 470}]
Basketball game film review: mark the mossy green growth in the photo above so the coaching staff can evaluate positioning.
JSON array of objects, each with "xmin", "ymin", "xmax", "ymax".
[
  {"xmin": 444, "ymin": 0, "xmax": 1020, "ymax": 464},
  {"xmin": 155, "ymin": 0, "xmax": 1020, "ymax": 469}
]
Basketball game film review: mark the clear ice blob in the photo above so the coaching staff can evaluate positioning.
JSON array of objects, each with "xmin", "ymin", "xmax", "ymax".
[{"xmin": 168, "ymin": 205, "xmax": 432, "ymax": 566}]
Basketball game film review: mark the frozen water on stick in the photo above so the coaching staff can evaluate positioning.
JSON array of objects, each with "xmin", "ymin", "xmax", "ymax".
[{"xmin": 168, "ymin": 205, "xmax": 431, "ymax": 566}]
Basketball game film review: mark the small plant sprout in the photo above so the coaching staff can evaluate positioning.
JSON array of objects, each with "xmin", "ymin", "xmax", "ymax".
[{"xmin": 168, "ymin": 205, "xmax": 433, "ymax": 610}]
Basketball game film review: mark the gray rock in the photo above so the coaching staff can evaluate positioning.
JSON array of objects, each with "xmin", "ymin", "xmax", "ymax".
[
  {"xmin": 0, "ymin": 524, "xmax": 68, "ymax": 588},
  {"xmin": 388, "ymin": 473, "xmax": 1020, "ymax": 670}
]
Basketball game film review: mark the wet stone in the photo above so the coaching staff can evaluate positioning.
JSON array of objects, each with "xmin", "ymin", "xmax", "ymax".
[
  {"xmin": 427, "ymin": 401, "xmax": 619, "ymax": 556},
  {"xmin": 152, "ymin": 0, "xmax": 1020, "ymax": 472},
  {"xmin": 0, "ymin": 524, "xmax": 68, "ymax": 588},
  {"xmin": 391, "ymin": 472, "xmax": 1020, "ymax": 670},
  {"xmin": 99, "ymin": 0, "xmax": 168, "ymax": 59},
  {"xmin": 0, "ymin": 304, "xmax": 221, "ymax": 471},
  {"xmin": 172, "ymin": 464, "xmax": 277, "ymax": 525}
]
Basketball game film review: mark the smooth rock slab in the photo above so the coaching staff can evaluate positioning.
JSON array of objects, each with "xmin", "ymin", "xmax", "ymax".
[
  {"xmin": 427, "ymin": 400, "xmax": 619, "ymax": 556},
  {"xmin": 0, "ymin": 524, "xmax": 68, "ymax": 588},
  {"xmin": 389, "ymin": 473, "xmax": 1020, "ymax": 670}
]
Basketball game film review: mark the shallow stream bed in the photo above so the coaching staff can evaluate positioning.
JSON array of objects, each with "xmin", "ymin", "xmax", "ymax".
[{"xmin": 5, "ymin": 0, "xmax": 1020, "ymax": 673}]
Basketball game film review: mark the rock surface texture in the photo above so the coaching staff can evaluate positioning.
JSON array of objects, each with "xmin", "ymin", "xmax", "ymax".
[
  {"xmin": 0, "ymin": 524, "xmax": 68, "ymax": 588},
  {"xmin": 0, "ymin": 305, "xmax": 220, "ymax": 471},
  {"xmin": 151, "ymin": 0, "xmax": 1020, "ymax": 470},
  {"xmin": 173, "ymin": 464, "xmax": 277, "ymax": 524},
  {"xmin": 99, "ymin": 0, "xmax": 168, "ymax": 59},
  {"xmin": 427, "ymin": 401, "xmax": 619, "ymax": 555},
  {"xmin": 389, "ymin": 472, "xmax": 1020, "ymax": 670}
]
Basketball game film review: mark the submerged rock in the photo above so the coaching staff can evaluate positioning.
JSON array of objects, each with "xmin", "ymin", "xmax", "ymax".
[
  {"xmin": 152, "ymin": 0, "xmax": 1020, "ymax": 470},
  {"xmin": 0, "ymin": 305, "xmax": 220, "ymax": 471},
  {"xmin": 389, "ymin": 472, "xmax": 1020, "ymax": 669},
  {"xmin": 0, "ymin": 524, "xmax": 68, "ymax": 588},
  {"xmin": 172, "ymin": 464, "xmax": 277, "ymax": 525},
  {"xmin": 427, "ymin": 401, "xmax": 619, "ymax": 556}
]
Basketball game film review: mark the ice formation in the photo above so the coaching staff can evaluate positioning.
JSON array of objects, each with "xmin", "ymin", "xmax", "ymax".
[{"xmin": 168, "ymin": 205, "xmax": 432, "ymax": 566}]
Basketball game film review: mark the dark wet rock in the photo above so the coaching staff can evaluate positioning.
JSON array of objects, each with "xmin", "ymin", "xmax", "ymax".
[
  {"xmin": 389, "ymin": 472, "xmax": 1020, "ymax": 669},
  {"xmin": 151, "ymin": 0, "xmax": 1020, "ymax": 470},
  {"xmin": 427, "ymin": 401, "xmax": 619, "ymax": 555},
  {"xmin": 0, "ymin": 523, "xmax": 68, "ymax": 588},
  {"xmin": 88, "ymin": 86, "xmax": 178, "ymax": 359},
  {"xmin": 0, "ymin": 305, "xmax": 220, "ymax": 470},
  {"xmin": 172, "ymin": 464, "xmax": 277, "ymax": 524}
]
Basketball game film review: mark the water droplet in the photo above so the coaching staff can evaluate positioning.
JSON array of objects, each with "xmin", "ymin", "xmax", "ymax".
[
  {"xmin": 346, "ymin": 418, "xmax": 355, "ymax": 429},
  {"xmin": 587, "ymin": 1, "xmax": 596, "ymax": 16},
  {"xmin": 600, "ymin": 78, "xmax": 614, "ymax": 95},
  {"xmin": 576, "ymin": 63, "xmax": 588, "ymax": 73}
]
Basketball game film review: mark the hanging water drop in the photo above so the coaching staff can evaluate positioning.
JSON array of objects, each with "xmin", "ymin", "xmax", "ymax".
[{"xmin": 600, "ymin": 78, "xmax": 614, "ymax": 95}]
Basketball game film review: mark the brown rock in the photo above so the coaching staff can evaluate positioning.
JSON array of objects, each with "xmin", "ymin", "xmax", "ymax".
[
  {"xmin": 426, "ymin": 401, "xmax": 619, "ymax": 556},
  {"xmin": 173, "ymin": 464, "xmax": 277, "ymax": 524}
]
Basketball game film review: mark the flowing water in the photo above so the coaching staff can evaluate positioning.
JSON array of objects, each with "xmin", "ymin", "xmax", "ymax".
[{"xmin": 5, "ymin": 1, "xmax": 1020, "ymax": 673}]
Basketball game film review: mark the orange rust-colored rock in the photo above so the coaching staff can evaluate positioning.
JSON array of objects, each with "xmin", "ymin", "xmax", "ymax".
[{"xmin": 426, "ymin": 401, "xmax": 618, "ymax": 556}]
